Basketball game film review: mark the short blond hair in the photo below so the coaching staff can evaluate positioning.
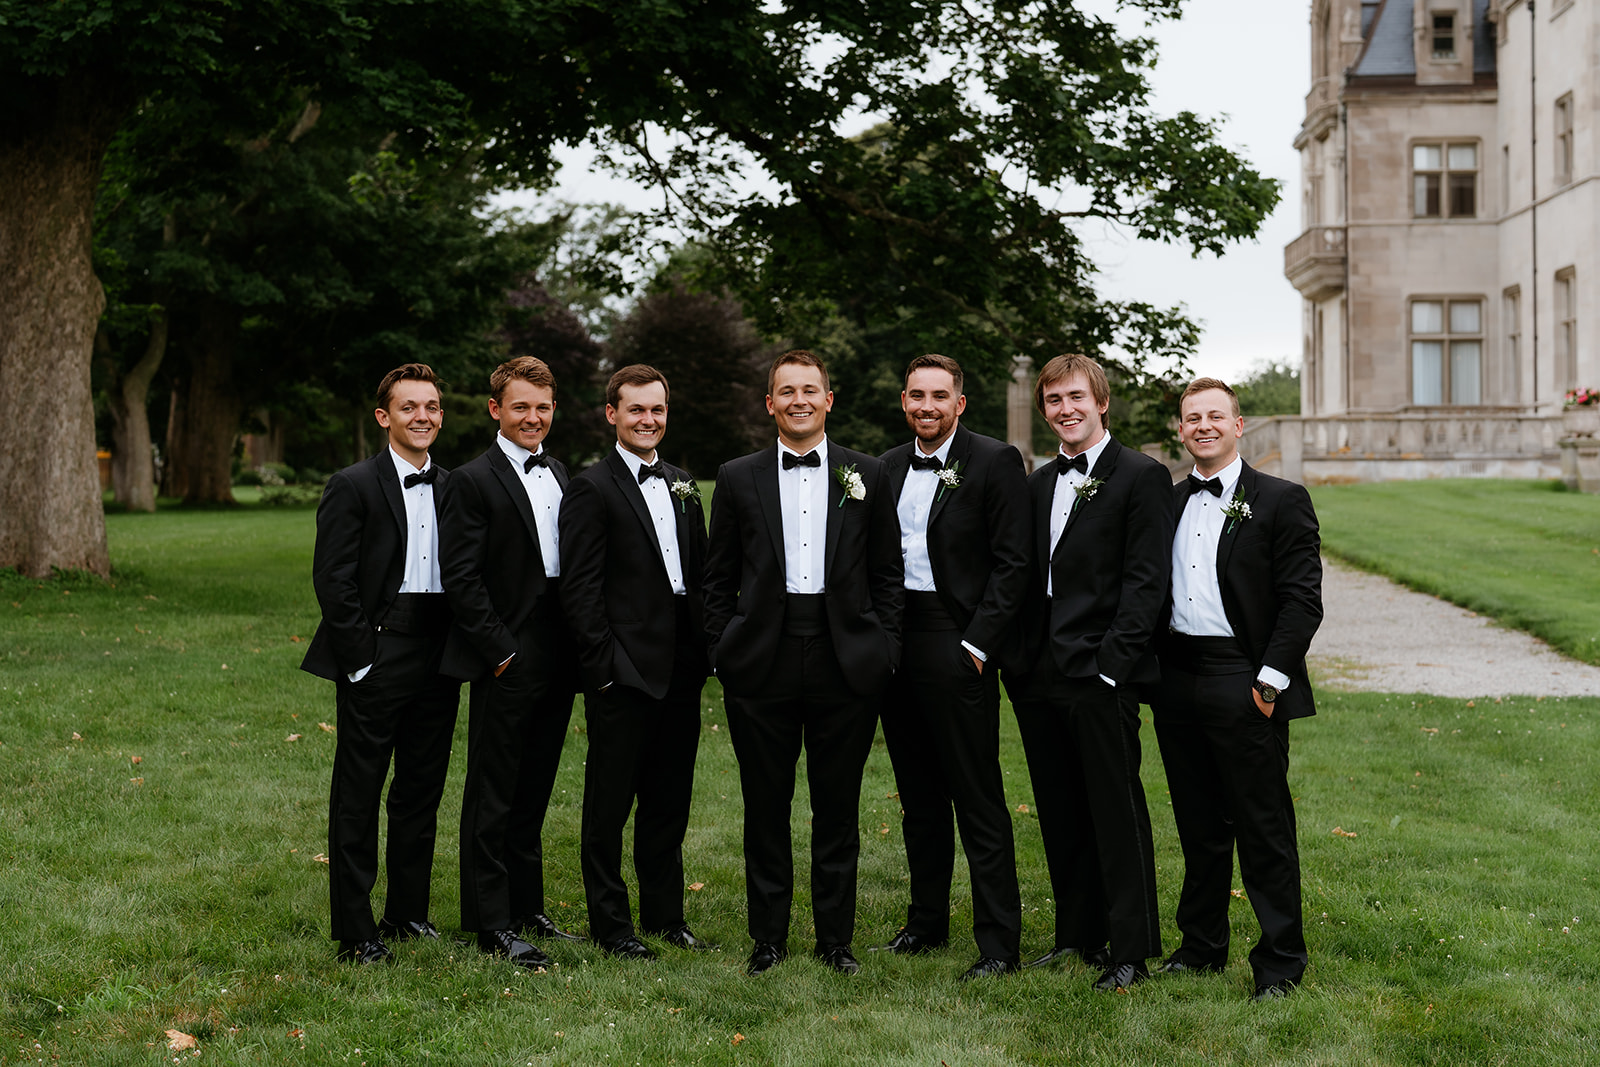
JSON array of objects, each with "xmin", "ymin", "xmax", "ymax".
[
  {"xmin": 1033, "ymin": 353, "xmax": 1109, "ymax": 415},
  {"xmin": 1180, "ymin": 377, "xmax": 1240, "ymax": 418}
]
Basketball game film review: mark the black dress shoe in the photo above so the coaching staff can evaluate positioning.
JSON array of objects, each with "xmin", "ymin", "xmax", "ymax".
[
  {"xmin": 815, "ymin": 945, "xmax": 861, "ymax": 975},
  {"xmin": 1154, "ymin": 953, "xmax": 1224, "ymax": 976},
  {"xmin": 520, "ymin": 913, "xmax": 585, "ymax": 942},
  {"xmin": 957, "ymin": 956, "xmax": 1019, "ymax": 982},
  {"xmin": 378, "ymin": 918, "xmax": 440, "ymax": 942},
  {"xmin": 1092, "ymin": 960, "xmax": 1151, "ymax": 991},
  {"xmin": 746, "ymin": 941, "xmax": 788, "ymax": 976},
  {"xmin": 1253, "ymin": 977, "xmax": 1298, "ymax": 1002},
  {"xmin": 601, "ymin": 935, "xmax": 658, "ymax": 960},
  {"xmin": 1024, "ymin": 944, "xmax": 1110, "ymax": 969},
  {"xmin": 337, "ymin": 937, "xmax": 391, "ymax": 964},
  {"xmin": 478, "ymin": 929, "xmax": 552, "ymax": 969},
  {"xmin": 869, "ymin": 928, "xmax": 948, "ymax": 955},
  {"xmin": 654, "ymin": 925, "xmax": 718, "ymax": 951}
]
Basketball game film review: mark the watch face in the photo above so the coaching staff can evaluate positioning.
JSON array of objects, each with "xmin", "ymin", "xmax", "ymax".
[{"xmin": 1256, "ymin": 683, "xmax": 1279, "ymax": 703}]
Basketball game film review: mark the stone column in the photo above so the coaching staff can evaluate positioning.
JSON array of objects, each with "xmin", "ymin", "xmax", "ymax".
[{"xmin": 1007, "ymin": 355, "xmax": 1035, "ymax": 470}]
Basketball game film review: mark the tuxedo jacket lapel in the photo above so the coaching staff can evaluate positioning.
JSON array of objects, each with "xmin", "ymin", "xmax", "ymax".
[
  {"xmin": 753, "ymin": 446, "xmax": 787, "ymax": 575},
  {"xmin": 670, "ymin": 465, "xmax": 699, "ymax": 582},
  {"xmin": 825, "ymin": 455, "xmax": 846, "ymax": 580},
  {"xmin": 608, "ymin": 451, "xmax": 669, "ymax": 577},
  {"xmin": 488, "ymin": 445, "xmax": 545, "ymax": 554},
  {"xmin": 1033, "ymin": 469, "xmax": 1055, "ymax": 589},
  {"xmin": 374, "ymin": 452, "xmax": 408, "ymax": 543},
  {"xmin": 926, "ymin": 424, "xmax": 970, "ymax": 529},
  {"xmin": 1214, "ymin": 460, "xmax": 1257, "ymax": 586},
  {"xmin": 1056, "ymin": 435, "xmax": 1121, "ymax": 553}
]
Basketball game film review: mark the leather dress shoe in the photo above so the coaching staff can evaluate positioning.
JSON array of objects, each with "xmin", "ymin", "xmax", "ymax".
[
  {"xmin": 957, "ymin": 956, "xmax": 1019, "ymax": 982},
  {"xmin": 1253, "ymin": 977, "xmax": 1299, "ymax": 1002},
  {"xmin": 870, "ymin": 928, "xmax": 948, "ymax": 955},
  {"xmin": 478, "ymin": 928, "xmax": 552, "ymax": 969},
  {"xmin": 746, "ymin": 941, "xmax": 788, "ymax": 976},
  {"xmin": 520, "ymin": 913, "xmax": 585, "ymax": 942},
  {"xmin": 601, "ymin": 935, "xmax": 658, "ymax": 960},
  {"xmin": 1092, "ymin": 960, "xmax": 1151, "ymax": 991},
  {"xmin": 1154, "ymin": 953, "xmax": 1224, "ymax": 976},
  {"xmin": 337, "ymin": 937, "xmax": 391, "ymax": 964},
  {"xmin": 655, "ymin": 924, "xmax": 718, "ymax": 951},
  {"xmin": 378, "ymin": 918, "xmax": 440, "ymax": 942},
  {"xmin": 815, "ymin": 945, "xmax": 861, "ymax": 975},
  {"xmin": 1024, "ymin": 944, "xmax": 1110, "ymax": 970}
]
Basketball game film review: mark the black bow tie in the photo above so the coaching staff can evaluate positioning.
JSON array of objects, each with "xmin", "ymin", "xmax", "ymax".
[
  {"xmin": 782, "ymin": 450, "xmax": 821, "ymax": 470},
  {"xmin": 1188, "ymin": 476, "xmax": 1224, "ymax": 498},
  {"xmin": 909, "ymin": 454, "xmax": 943, "ymax": 472},
  {"xmin": 1055, "ymin": 452, "xmax": 1088, "ymax": 476},
  {"xmin": 403, "ymin": 467, "xmax": 437, "ymax": 488},
  {"xmin": 523, "ymin": 452, "xmax": 549, "ymax": 473},
  {"xmin": 637, "ymin": 461, "xmax": 665, "ymax": 484}
]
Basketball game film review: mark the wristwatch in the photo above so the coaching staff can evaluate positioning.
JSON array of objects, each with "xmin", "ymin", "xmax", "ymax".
[{"xmin": 1252, "ymin": 680, "xmax": 1279, "ymax": 704}]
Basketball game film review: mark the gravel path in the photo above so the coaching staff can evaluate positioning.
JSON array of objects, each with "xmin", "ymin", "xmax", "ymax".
[{"xmin": 1309, "ymin": 556, "xmax": 1600, "ymax": 698}]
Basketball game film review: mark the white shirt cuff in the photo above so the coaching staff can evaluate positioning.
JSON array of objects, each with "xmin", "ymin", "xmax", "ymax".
[
  {"xmin": 348, "ymin": 663, "xmax": 373, "ymax": 683},
  {"xmin": 961, "ymin": 641, "xmax": 987, "ymax": 663},
  {"xmin": 1258, "ymin": 665, "xmax": 1291, "ymax": 691},
  {"xmin": 1099, "ymin": 673, "xmax": 1116, "ymax": 688}
]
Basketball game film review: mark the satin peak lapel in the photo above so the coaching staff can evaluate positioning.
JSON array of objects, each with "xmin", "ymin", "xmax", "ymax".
[
  {"xmin": 1214, "ymin": 461, "xmax": 1256, "ymax": 582},
  {"xmin": 825, "ymin": 457, "xmax": 847, "ymax": 580},
  {"xmin": 927, "ymin": 426, "xmax": 969, "ymax": 529},
  {"xmin": 610, "ymin": 451, "xmax": 668, "ymax": 576},
  {"xmin": 377, "ymin": 454, "xmax": 407, "ymax": 541},
  {"xmin": 753, "ymin": 446, "xmax": 786, "ymax": 574},
  {"xmin": 489, "ymin": 446, "xmax": 545, "ymax": 553}
]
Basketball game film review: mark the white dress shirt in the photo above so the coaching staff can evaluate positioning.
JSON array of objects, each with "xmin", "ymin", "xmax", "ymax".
[
  {"xmin": 778, "ymin": 438, "xmax": 828, "ymax": 594},
  {"xmin": 614, "ymin": 444, "xmax": 687, "ymax": 595},
  {"xmin": 350, "ymin": 448, "xmax": 443, "ymax": 682},
  {"xmin": 1172, "ymin": 455, "xmax": 1290, "ymax": 692},
  {"xmin": 496, "ymin": 434, "xmax": 562, "ymax": 578},
  {"xmin": 896, "ymin": 433, "xmax": 988, "ymax": 662},
  {"xmin": 1045, "ymin": 432, "xmax": 1112, "ymax": 597}
]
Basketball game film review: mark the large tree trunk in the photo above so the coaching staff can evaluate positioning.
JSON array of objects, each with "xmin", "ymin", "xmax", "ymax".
[
  {"xmin": 162, "ymin": 298, "xmax": 242, "ymax": 505},
  {"xmin": 99, "ymin": 310, "xmax": 168, "ymax": 512},
  {"xmin": 0, "ymin": 87, "xmax": 119, "ymax": 577}
]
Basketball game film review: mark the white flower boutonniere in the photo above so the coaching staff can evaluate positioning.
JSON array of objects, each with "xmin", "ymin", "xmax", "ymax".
[
  {"xmin": 935, "ymin": 461, "xmax": 963, "ymax": 502},
  {"xmin": 670, "ymin": 478, "xmax": 701, "ymax": 514},
  {"xmin": 834, "ymin": 463, "xmax": 866, "ymax": 507},
  {"xmin": 1069, "ymin": 475, "xmax": 1104, "ymax": 516},
  {"xmin": 1221, "ymin": 495, "xmax": 1252, "ymax": 534}
]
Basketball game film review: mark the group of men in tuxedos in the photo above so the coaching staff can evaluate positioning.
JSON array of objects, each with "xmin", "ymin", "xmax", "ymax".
[{"xmin": 302, "ymin": 347, "xmax": 1322, "ymax": 1003}]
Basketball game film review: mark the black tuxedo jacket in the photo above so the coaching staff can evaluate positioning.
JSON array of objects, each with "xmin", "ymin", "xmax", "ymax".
[
  {"xmin": 703, "ymin": 441, "xmax": 904, "ymax": 697},
  {"xmin": 302, "ymin": 450, "xmax": 449, "ymax": 681},
  {"xmin": 558, "ymin": 450, "xmax": 710, "ymax": 699},
  {"xmin": 438, "ymin": 439, "xmax": 569, "ymax": 681},
  {"xmin": 879, "ymin": 424, "xmax": 1032, "ymax": 669},
  {"xmin": 1161, "ymin": 461, "xmax": 1323, "ymax": 720},
  {"xmin": 1015, "ymin": 434, "xmax": 1174, "ymax": 687}
]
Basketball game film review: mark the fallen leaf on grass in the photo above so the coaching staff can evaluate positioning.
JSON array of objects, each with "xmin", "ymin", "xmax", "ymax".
[
  {"xmin": 166, "ymin": 1030, "xmax": 198, "ymax": 1051},
  {"xmin": 287, "ymin": 1029, "xmax": 304, "ymax": 1038},
  {"xmin": 289, "ymin": 635, "xmax": 302, "ymax": 643},
  {"xmin": 1230, "ymin": 888, "xmax": 1247, "ymax": 899},
  {"xmin": 131, "ymin": 755, "xmax": 142, "ymax": 764},
  {"xmin": 731, "ymin": 1033, "xmax": 745, "ymax": 1046},
  {"xmin": 312, "ymin": 853, "xmax": 329, "ymax": 864},
  {"xmin": 318, "ymin": 722, "xmax": 335, "ymax": 733},
  {"xmin": 879, "ymin": 823, "xmax": 890, "ymax": 835},
  {"xmin": 1420, "ymin": 727, "xmax": 1439, "ymax": 735},
  {"xmin": 285, "ymin": 734, "xmax": 302, "ymax": 742},
  {"xmin": 71, "ymin": 732, "xmax": 82, "ymax": 741},
  {"xmin": 1332, "ymin": 827, "xmax": 1357, "ymax": 838},
  {"xmin": 1017, "ymin": 804, "xmax": 1029, "ymax": 813},
  {"xmin": 221, "ymin": 663, "xmax": 230, "ymax": 670},
  {"xmin": 688, "ymin": 882, "xmax": 704, "ymax": 891},
  {"xmin": 130, "ymin": 777, "xmax": 144, "ymax": 785}
]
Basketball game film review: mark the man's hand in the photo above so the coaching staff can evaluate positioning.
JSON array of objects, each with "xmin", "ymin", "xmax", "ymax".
[
  {"xmin": 494, "ymin": 653, "xmax": 514, "ymax": 678},
  {"xmin": 1251, "ymin": 685, "xmax": 1274, "ymax": 718},
  {"xmin": 969, "ymin": 651, "xmax": 984, "ymax": 675}
]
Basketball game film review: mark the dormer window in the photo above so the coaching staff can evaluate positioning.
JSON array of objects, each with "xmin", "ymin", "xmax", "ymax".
[{"xmin": 1431, "ymin": 13, "xmax": 1457, "ymax": 59}]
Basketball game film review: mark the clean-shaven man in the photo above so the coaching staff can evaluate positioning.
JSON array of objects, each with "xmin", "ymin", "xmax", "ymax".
[
  {"xmin": 558, "ymin": 364, "xmax": 713, "ymax": 960},
  {"xmin": 1007, "ymin": 353, "xmax": 1173, "ymax": 991},
  {"xmin": 439, "ymin": 356, "xmax": 582, "ymax": 970},
  {"xmin": 875, "ymin": 353, "xmax": 1030, "ymax": 981},
  {"xmin": 1151, "ymin": 377, "xmax": 1322, "ymax": 1002},
  {"xmin": 304, "ymin": 362, "xmax": 461, "ymax": 964},
  {"xmin": 703, "ymin": 349, "xmax": 904, "ymax": 977}
]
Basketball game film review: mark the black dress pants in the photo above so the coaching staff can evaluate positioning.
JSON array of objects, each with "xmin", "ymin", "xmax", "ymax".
[
  {"xmin": 1011, "ymin": 657, "xmax": 1161, "ymax": 964},
  {"xmin": 459, "ymin": 597, "xmax": 576, "ymax": 933},
  {"xmin": 328, "ymin": 626, "xmax": 460, "ymax": 942},
  {"xmin": 724, "ymin": 631, "xmax": 878, "ymax": 950},
  {"xmin": 880, "ymin": 609, "xmax": 1021, "ymax": 961},
  {"xmin": 579, "ymin": 645, "xmax": 704, "ymax": 945},
  {"xmin": 1153, "ymin": 664, "xmax": 1306, "ymax": 987}
]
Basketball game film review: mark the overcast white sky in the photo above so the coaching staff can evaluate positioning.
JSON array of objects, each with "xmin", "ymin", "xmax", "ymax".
[{"xmin": 494, "ymin": 0, "xmax": 1308, "ymax": 384}]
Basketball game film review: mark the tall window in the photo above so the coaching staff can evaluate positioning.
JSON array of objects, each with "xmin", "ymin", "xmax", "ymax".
[
  {"xmin": 1431, "ymin": 12, "xmax": 1457, "ymax": 58},
  {"xmin": 1556, "ymin": 268, "xmax": 1578, "ymax": 390},
  {"xmin": 1411, "ymin": 298, "xmax": 1482, "ymax": 405},
  {"xmin": 1555, "ymin": 94, "xmax": 1574, "ymax": 186},
  {"xmin": 1503, "ymin": 287, "xmax": 1521, "ymax": 401},
  {"xmin": 1414, "ymin": 143, "xmax": 1477, "ymax": 218}
]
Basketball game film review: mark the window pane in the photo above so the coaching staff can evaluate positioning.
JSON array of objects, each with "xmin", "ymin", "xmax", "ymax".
[
  {"xmin": 1412, "ymin": 301, "xmax": 1444, "ymax": 333},
  {"xmin": 1414, "ymin": 145, "xmax": 1442, "ymax": 170},
  {"xmin": 1451, "ymin": 342, "xmax": 1481, "ymax": 404},
  {"xmin": 1450, "ymin": 300, "xmax": 1481, "ymax": 333},
  {"xmin": 1415, "ymin": 174, "xmax": 1441, "ymax": 217},
  {"xmin": 1448, "ymin": 144, "xmax": 1477, "ymax": 170},
  {"xmin": 1449, "ymin": 173, "xmax": 1476, "ymax": 216},
  {"xmin": 1413, "ymin": 341, "xmax": 1444, "ymax": 405}
]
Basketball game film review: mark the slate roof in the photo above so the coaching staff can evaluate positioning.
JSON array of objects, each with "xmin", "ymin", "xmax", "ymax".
[{"xmin": 1352, "ymin": 0, "xmax": 1496, "ymax": 78}]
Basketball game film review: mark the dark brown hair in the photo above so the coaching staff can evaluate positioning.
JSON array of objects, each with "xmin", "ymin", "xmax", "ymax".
[
  {"xmin": 489, "ymin": 356, "xmax": 557, "ymax": 403},
  {"xmin": 767, "ymin": 349, "xmax": 830, "ymax": 396},
  {"xmin": 375, "ymin": 363, "xmax": 443, "ymax": 410},
  {"xmin": 904, "ymin": 353, "xmax": 964, "ymax": 394},
  {"xmin": 606, "ymin": 364, "xmax": 670, "ymax": 408}
]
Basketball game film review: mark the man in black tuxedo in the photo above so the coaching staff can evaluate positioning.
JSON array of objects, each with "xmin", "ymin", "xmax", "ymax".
[
  {"xmin": 704, "ymin": 349, "xmax": 904, "ymax": 977},
  {"xmin": 558, "ymin": 364, "xmax": 712, "ymax": 960},
  {"xmin": 439, "ymin": 355, "xmax": 582, "ymax": 970},
  {"xmin": 875, "ymin": 354, "xmax": 1030, "ymax": 981},
  {"xmin": 303, "ymin": 362, "xmax": 461, "ymax": 964},
  {"xmin": 1007, "ymin": 353, "xmax": 1174, "ymax": 991},
  {"xmin": 1150, "ymin": 377, "xmax": 1322, "ymax": 1001}
]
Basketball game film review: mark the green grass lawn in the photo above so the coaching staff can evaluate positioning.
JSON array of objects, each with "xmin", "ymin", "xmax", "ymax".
[
  {"xmin": 2, "ymin": 495, "xmax": 1599, "ymax": 1064},
  {"xmin": 1310, "ymin": 479, "xmax": 1600, "ymax": 665}
]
